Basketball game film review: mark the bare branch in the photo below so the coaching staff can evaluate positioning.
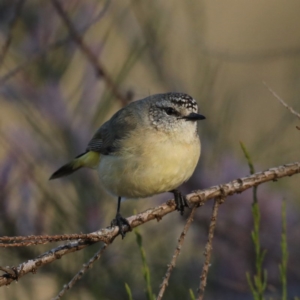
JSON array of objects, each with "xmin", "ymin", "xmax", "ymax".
[
  {"xmin": 51, "ymin": 0, "xmax": 130, "ymax": 106},
  {"xmin": 0, "ymin": 239, "xmax": 94, "ymax": 286},
  {"xmin": 53, "ymin": 243, "xmax": 110, "ymax": 300},
  {"xmin": 186, "ymin": 162, "xmax": 300, "ymax": 205},
  {"xmin": 263, "ymin": 82, "xmax": 300, "ymax": 120},
  {"xmin": 197, "ymin": 197, "xmax": 224, "ymax": 300},
  {"xmin": 0, "ymin": 241, "xmax": 46, "ymax": 247},
  {"xmin": 0, "ymin": 204, "xmax": 175, "ymax": 286},
  {"xmin": 0, "ymin": 233, "xmax": 106, "ymax": 247},
  {"xmin": 0, "ymin": 162, "xmax": 300, "ymax": 287},
  {"xmin": 0, "ymin": 0, "xmax": 25, "ymax": 68},
  {"xmin": 157, "ymin": 206, "xmax": 197, "ymax": 300}
]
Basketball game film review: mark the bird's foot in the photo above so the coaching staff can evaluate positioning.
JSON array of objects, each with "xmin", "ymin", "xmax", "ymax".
[
  {"xmin": 171, "ymin": 189, "xmax": 189, "ymax": 215},
  {"xmin": 111, "ymin": 213, "xmax": 131, "ymax": 239}
]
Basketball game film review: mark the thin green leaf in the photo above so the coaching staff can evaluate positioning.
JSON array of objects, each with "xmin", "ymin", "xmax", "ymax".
[{"xmin": 125, "ymin": 283, "xmax": 133, "ymax": 300}]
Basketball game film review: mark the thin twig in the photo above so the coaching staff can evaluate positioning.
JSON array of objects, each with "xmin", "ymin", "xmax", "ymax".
[
  {"xmin": 0, "ymin": 162, "xmax": 300, "ymax": 287},
  {"xmin": 0, "ymin": 0, "xmax": 25, "ymax": 68},
  {"xmin": 52, "ymin": 243, "xmax": 110, "ymax": 300},
  {"xmin": 0, "ymin": 241, "xmax": 48, "ymax": 247},
  {"xmin": 0, "ymin": 233, "xmax": 101, "ymax": 245},
  {"xmin": 157, "ymin": 206, "xmax": 198, "ymax": 300},
  {"xmin": 263, "ymin": 82, "xmax": 300, "ymax": 120},
  {"xmin": 51, "ymin": 0, "xmax": 130, "ymax": 106},
  {"xmin": 197, "ymin": 197, "xmax": 224, "ymax": 300},
  {"xmin": 0, "ymin": 0, "xmax": 110, "ymax": 86}
]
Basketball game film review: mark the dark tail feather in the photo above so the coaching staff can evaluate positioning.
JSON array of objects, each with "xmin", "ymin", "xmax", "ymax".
[
  {"xmin": 49, "ymin": 151, "xmax": 100, "ymax": 180},
  {"xmin": 49, "ymin": 159, "xmax": 82, "ymax": 180}
]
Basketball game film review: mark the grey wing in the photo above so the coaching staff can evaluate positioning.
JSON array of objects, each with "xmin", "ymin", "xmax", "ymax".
[{"xmin": 86, "ymin": 106, "xmax": 138, "ymax": 155}]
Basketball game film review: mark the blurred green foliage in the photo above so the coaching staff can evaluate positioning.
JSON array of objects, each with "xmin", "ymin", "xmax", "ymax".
[
  {"xmin": 241, "ymin": 143, "xmax": 267, "ymax": 300},
  {"xmin": 134, "ymin": 228, "xmax": 155, "ymax": 300}
]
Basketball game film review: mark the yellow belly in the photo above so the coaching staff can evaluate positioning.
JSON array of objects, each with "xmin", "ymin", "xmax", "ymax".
[{"xmin": 98, "ymin": 131, "xmax": 200, "ymax": 198}]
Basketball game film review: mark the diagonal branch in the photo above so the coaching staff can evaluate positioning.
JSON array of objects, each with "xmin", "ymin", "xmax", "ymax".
[
  {"xmin": 197, "ymin": 197, "xmax": 224, "ymax": 300},
  {"xmin": 0, "ymin": 233, "xmax": 106, "ymax": 247},
  {"xmin": 51, "ymin": 0, "xmax": 130, "ymax": 106},
  {"xmin": 53, "ymin": 242, "xmax": 111, "ymax": 300},
  {"xmin": 186, "ymin": 162, "xmax": 300, "ymax": 205},
  {"xmin": 157, "ymin": 206, "xmax": 198, "ymax": 300},
  {"xmin": 0, "ymin": 162, "xmax": 300, "ymax": 287},
  {"xmin": 263, "ymin": 82, "xmax": 300, "ymax": 120}
]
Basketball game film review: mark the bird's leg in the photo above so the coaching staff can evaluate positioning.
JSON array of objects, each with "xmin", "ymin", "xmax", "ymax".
[
  {"xmin": 170, "ymin": 189, "xmax": 189, "ymax": 215},
  {"xmin": 111, "ymin": 196, "xmax": 131, "ymax": 238}
]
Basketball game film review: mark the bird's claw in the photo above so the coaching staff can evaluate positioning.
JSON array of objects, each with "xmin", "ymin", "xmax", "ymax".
[
  {"xmin": 111, "ymin": 213, "xmax": 131, "ymax": 239},
  {"xmin": 172, "ymin": 190, "xmax": 189, "ymax": 215}
]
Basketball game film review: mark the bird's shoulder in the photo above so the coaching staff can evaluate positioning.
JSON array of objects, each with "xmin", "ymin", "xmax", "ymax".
[{"xmin": 86, "ymin": 103, "xmax": 144, "ymax": 155}]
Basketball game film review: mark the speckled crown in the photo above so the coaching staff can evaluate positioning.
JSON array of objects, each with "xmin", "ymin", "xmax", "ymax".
[{"xmin": 165, "ymin": 93, "xmax": 198, "ymax": 112}]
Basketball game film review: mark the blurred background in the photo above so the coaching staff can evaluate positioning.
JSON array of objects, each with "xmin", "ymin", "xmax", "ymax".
[{"xmin": 0, "ymin": 0, "xmax": 300, "ymax": 299}]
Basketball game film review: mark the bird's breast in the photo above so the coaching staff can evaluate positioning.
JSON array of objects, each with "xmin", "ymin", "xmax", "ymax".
[{"xmin": 98, "ymin": 129, "xmax": 201, "ymax": 198}]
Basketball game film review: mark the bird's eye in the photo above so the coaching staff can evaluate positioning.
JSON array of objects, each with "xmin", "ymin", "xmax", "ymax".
[{"xmin": 165, "ymin": 107, "xmax": 177, "ymax": 116}]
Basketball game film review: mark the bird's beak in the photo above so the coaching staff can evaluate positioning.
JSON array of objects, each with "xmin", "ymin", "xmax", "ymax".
[{"xmin": 183, "ymin": 113, "xmax": 206, "ymax": 121}]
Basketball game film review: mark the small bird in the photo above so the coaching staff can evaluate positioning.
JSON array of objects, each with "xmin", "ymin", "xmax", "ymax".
[{"xmin": 50, "ymin": 92, "xmax": 205, "ymax": 237}]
